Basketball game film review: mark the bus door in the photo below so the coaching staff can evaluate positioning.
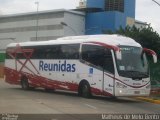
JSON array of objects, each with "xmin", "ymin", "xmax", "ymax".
[
  {"xmin": 102, "ymin": 49, "xmax": 115, "ymax": 96},
  {"xmin": 81, "ymin": 44, "xmax": 115, "ymax": 96},
  {"xmin": 81, "ymin": 44, "xmax": 104, "ymax": 95}
]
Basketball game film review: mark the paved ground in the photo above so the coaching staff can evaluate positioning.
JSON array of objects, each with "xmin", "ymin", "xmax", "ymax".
[{"xmin": 0, "ymin": 79, "xmax": 160, "ymax": 114}]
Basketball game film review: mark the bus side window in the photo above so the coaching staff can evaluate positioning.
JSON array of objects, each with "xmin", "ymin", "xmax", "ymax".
[
  {"xmin": 16, "ymin": 52, "xmax": 24, "ymax": 59},
  {"xmin": 61, "ymin": 44, "xmax": 80, "ymax": 59},
  {"xmin": 46, "ymin": 49, "xmax": 53, "ymax": 59},
  {"xmin": 103, "ymin": 49, "xmax": 114, "ymax": 74},
  {"xmin": 82, "ymin": 45, "xmax": 114, "ymax": 74},
  {"xmin": 31, "ymin": 46, "xmax": 46, "ymax": 59},
  {"xmin": 43, "ymin": 45, "xmax": 62, "ymax": 59},
  {"xmin": 81, "ymin": 44, "xmax": 105, "ymax": 68}
]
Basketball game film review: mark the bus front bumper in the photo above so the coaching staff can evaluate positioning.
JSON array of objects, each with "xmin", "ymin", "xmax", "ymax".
[{"xmin": 115, "ymin": 88, "xmax": 150, "ymax": 97}]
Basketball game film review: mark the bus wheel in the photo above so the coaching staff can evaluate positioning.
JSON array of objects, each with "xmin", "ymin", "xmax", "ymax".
[
  {"xmin": 82, "ymin": 82, "xmax": 91, "ymax": 98},
  {"xmin": 45, "ymin": 88, "xmax": 55, "ymax": 92},
  {"xmin": 21, "ymin": 78, "xmax": 29, "ymax": 90}
]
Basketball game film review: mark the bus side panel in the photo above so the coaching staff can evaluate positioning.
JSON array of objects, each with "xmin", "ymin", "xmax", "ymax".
[
  {"xmin": 5, "ymin": 58, "xmax": 113, "ymax": 96},
  {"xmin": 76, "ymin": 61, "xmax": 113, "ymax": 96},
  {"xmin": 5, "ymin": 67, "xmax": 21, "ymax": 85}
]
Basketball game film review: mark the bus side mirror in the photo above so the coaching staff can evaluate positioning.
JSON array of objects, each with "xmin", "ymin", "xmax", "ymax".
[
  {"xmin": 143, "ymin": 48, "xmax": 157, "ymax": 63},
  {"xmin": 116, "ymin": 50, "xmax": 122, "ymax": 60}
]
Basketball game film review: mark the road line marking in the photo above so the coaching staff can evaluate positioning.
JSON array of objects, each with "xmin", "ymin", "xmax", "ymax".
[{"xmin": 84, "ymin": 104, "xmax": 97, "ymax": 109}]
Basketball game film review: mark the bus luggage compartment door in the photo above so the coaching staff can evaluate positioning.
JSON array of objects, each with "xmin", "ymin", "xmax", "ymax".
[{"xmin": 103, "ymin": 73, "xmax": 114, "ymax": 96}]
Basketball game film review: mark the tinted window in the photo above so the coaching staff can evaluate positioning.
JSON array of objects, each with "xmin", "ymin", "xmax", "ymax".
[
  {"xmin": 105, "ymin": 0, "xmax": 124, "ymax": 12},
  {"xmin": 103, "ymin": 48, "xmax": 114, "ymax": 74},
  {"xmin": 9, "ymin": 44, "xmax": 80, "ymax": 59},
  {"xmin": 6, "ymin": 54, "xmax": 11, "ymax": 59},
  {"xmin": 6, "ymin": 48, "xmax": 24, "ymax": 59},
  {"xmin": 16, "ymin": 52, "xmax": 25, "ymax": 59},
  {"xmin": 44, "ymin": 45, "xmax": 62, "ymax": 59},
  {"xmin": 61, "ymin": 44, "xmax": 79, "ymax": 59},
  {"xmin": 6, "ymin": 48, "xmax": 13, "ymax": 59},
  {"xmin": 45, "ymin": 44, "xmax": 80, "ymax": 59},
  {"xmin": 82, "ymin": 44, "xmax": 114, "ymax": 74},
  {"xmin": 82, "ymin": 45, "xmax": 105, "ymax": 68}
]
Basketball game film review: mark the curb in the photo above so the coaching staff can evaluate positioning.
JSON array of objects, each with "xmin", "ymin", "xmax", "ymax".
[{"xmin": 135, "ymin": 97, "xmax": 160, "ymax": 104}]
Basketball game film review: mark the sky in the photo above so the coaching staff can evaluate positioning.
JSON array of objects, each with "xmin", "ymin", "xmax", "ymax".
[{"xmin": 0, "ymin": 0, "xmax": 160, "ymax": 34}]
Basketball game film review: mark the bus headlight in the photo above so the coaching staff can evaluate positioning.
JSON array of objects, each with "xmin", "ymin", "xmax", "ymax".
[
  {"xmin": 116, "ymin": 82, "xmax": 127, "ymax": 88},
  {"xmin": 119, "ymin": 90, "xmax": 122, "ymax": 93}
]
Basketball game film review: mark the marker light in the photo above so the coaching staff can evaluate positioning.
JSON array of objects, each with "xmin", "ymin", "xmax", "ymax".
[{"xmin": 119, "ymin": 90, "xmax": 122, "ymax": 93}]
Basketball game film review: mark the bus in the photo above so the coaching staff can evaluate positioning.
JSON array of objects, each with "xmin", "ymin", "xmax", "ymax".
[{"xmin": 4, "ymin": 35, "xmax": 157, "ymax": 98}]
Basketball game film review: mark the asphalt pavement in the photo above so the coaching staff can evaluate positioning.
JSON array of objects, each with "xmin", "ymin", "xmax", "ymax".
[{"xmin": 0, "ymin": 78, "xmax": 160, "ymax": 114}]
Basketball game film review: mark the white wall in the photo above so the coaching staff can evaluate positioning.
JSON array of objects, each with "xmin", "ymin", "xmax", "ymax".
[
  {"xmin": 64, "ymin": 12, "xmax": 85, "ymax": 36},
  {"xmin": 0, "ymin": 12, "xmax": 64, "ymax": 42},
  {"xmin": 0, "ymin": 10, "xmax": 85, "ymax": 51},
  {"xmin": 0, "ymin": 39, "xmax": 14, "ymax": 51}
]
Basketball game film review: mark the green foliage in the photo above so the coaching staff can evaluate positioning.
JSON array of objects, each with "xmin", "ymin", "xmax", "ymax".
[
  {"xmin": 150, "ymin": 60, "xmax": 160, "ymax": 83},
  {"xmin": 0, "ymin": 53, "xmax": 5, "ymax": 62},
  {"xmin": 104, "ymin": 25, "xmax": 160, "ymax": 84},
  {"xmin": 104, "ymin": 25, "xmax": 160, "ymax": 58}
]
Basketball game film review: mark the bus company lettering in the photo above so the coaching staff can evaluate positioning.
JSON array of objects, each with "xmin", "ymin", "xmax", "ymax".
[{"xmin": 39, "ymin": 60, "xmax": 76, "ymax": 72}]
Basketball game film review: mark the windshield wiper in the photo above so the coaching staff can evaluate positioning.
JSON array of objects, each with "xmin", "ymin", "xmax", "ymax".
[
  {"xmin": 119, "ymin": 70, "xmax": 149, "ymax": 79},
  {"xmin": 126, "ymin": 71, "xmax": 149, "ymax": 79}
]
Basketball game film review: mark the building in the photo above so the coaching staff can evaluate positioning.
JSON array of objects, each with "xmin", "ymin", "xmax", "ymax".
[
  {"xmin": 0, "ymin": 0, "xmax": 147, "ymax": 54},
  {"xmin": 134, "ymin": 20, "xmax": 148, "ymax": 29},
  {"xmin": 0, "ymin": 0, "xmax": 149, "ymax": 78},
  {"xmin": 0, "ymin": 9, "xmax": 85, "ymax": 52},
  {"xmin": 85, "ymin": 0, "xmax": 136, "ymax": 34}
]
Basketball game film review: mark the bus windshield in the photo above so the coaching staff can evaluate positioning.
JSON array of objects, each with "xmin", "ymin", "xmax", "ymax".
[{"xmin": 116, "ymin": 46, "xmax": 149, "ymax": 79}]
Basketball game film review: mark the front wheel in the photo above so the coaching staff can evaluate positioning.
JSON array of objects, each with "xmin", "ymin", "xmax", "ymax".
[
  {"xmin": 45, "ymin": 88, "xmax": 55, "ymax": 92},
  {"xmin": 21, "ymin": 79, "xmax": 29, "ymax": 90},
  {"xmin": 82, "ymin": 83, "xmax": 91, "ymax": 98}
]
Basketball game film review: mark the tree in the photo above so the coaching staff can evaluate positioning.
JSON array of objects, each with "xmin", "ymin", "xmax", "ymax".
[
  {"xmin": 103, "ymin": 25, "xmax": 160, "ymax": 83},
  {"xmin": 104, "ymin": 25, "xmax": 160, "ymax": 58}
]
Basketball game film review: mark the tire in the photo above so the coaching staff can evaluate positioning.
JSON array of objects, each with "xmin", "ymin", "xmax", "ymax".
[
  {"xmin": 45, "ymin": 88, "xmax": 55, "ymax": 92},
  {"xmin": 21, "ymin": 78, "xmax": 29, "ymax": 90},
  {"xmin": 81, "ymin": 82, "xmax": 91, "ymax": 98}
]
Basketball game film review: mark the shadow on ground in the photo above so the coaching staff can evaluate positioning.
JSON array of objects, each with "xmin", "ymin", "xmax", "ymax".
[{"xmin": 9, "ymin": 87, "xmax": 142, "ymax": 104}]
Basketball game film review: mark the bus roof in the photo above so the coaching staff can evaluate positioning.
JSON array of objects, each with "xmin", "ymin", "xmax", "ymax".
[{"xmin": 7, "ymin": 34, "xmax": 141, "ymax": 48}]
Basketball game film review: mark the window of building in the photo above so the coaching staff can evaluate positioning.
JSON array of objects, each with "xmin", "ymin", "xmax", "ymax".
[{"xmin": 105, "ymin": 0, "xmax": 124, "ymax": 12}]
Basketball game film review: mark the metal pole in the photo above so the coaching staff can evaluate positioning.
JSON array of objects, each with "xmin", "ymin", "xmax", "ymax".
[
  {"xmin": 60, "ymin": 22, "xmax": 77, "ymax": 35},
  {"xmin": 35, "ymin": 2, "xmax": 39, "ymax": 41}
]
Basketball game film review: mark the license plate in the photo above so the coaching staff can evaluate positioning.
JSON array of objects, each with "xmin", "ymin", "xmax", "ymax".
[{"xmin": 134, "ymin": 91, "xmax": 140, "ymax": 94}]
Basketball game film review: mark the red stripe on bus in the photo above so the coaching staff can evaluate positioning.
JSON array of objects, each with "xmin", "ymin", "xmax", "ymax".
[{"xmin": 4, "ymin": 67, "xmax": 113, "ymax": 97}]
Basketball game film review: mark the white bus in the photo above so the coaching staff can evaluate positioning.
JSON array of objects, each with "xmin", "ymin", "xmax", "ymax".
[{"xmin": 4, "ymin": 35, "xmax": 157, "ymax": 98}]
